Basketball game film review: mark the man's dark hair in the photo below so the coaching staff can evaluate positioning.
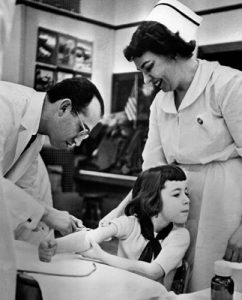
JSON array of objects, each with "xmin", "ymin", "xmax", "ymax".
[
  {"xmin": 47, "ymin": 77, "xmax": 104, "ymax": 116},
  {"xmin": 124, "ymin": 21, "xmax": 196, "ymax": 61}
]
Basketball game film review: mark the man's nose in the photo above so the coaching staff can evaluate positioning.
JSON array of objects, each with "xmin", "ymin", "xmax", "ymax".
[{"xmin": 143, "ymin": 73, "xmax": 152, "ymax": 84}]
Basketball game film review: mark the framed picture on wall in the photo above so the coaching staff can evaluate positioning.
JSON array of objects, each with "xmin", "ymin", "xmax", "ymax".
[
  {"xmin": 56, "ymin": 70, "xmax": 74, "ymax": 83},
  {"xmin": 34, "ymin": 65, "xmax": 56, "ymax": 91},
  {"xmin": 112, "ymin": 72, "xmax": 156, "ymax": 122},
  {"xmin": 34, "ymin": 28, "xmax": 93, "ymax": 93},
  {"xmin": 36, "ymin": 28, "xmax": 58, "ymax": 65},
  {"xmin": 74, "ymin": 39, "xmax": 93, "ymax": 74},
  {"xmin": 57, "ymin": 34, "xmax": 76, "ymax": 69}
]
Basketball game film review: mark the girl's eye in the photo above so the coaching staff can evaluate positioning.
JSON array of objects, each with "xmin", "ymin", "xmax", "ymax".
[{"xmin": 173, "ymin": 193, "xmax": 180, "ymax": 198}]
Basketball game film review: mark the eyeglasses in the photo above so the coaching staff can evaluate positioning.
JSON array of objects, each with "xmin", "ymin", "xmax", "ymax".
[{"xmin": 71, "ymin": 105, "xmax": 90, "ymax": 147}]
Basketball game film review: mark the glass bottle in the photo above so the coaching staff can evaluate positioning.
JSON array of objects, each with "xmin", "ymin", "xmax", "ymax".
[{"xmin": 211, "ymin": 260, "xmax": 234, "ymax": 300}]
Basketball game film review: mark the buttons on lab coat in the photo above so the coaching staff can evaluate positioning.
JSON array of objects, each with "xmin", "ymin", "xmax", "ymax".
[{"xmin": 197, "ymin": 117, "xmax": 203, "ymax": 125}]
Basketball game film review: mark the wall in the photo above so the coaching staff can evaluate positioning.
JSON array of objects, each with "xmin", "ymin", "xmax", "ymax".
[
  {"xmin": 181, "ymin": 0, "xmax": 242, "ymax": 12},
  {"xmin": 81, "ymin": 0, "xmax": 115, "ymax": 24},
  {"xmin": 2, "ymin": 0, "xmax": 242, "ymax": 112},
  {"xmin": 197, "ymin": 9, "xmax": 242, "ymax": 46},
  {"xmin": 2, "ymin": 6, "xmax": 25, "ymax": 83},
  {"xmin": 112, "ymin": 0, "xmax": 242, "ymax": 24},
  {"xmin": 2, "ymin": 4, "xmax": 115, "ymax": 113},
  {"xmin": 113, "ymin": 0, "xmax": 242, "ymax": 73},
  {"xmin": 113, "ymin": 0, "xmax": 157, "ymax": 25}
]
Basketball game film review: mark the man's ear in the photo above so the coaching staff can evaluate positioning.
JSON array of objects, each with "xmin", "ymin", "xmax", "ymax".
[{"xmin": 58, "ymin": 98, "xmax": 72, "ymax": 116}]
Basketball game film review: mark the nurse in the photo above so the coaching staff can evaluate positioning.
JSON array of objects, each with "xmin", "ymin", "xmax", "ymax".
[{"xmin": 101, "ymin": 0, "xmax": 242, "ymax": 292}]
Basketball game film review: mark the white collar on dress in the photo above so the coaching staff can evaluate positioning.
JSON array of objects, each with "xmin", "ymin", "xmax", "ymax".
[{"xmin": 159, "ymin": 59, "xmax": 219, "ymax": 113}]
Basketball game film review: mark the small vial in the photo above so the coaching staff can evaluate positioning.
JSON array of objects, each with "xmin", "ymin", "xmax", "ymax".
[{"xmin": 211, "ymin": 260, "xmax": 234, "ymax": 300}]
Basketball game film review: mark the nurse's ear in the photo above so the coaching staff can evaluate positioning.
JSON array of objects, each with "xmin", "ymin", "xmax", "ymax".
[{"xmin": 58, "ymin": 98, "xmax": 72, "ymax": 116}]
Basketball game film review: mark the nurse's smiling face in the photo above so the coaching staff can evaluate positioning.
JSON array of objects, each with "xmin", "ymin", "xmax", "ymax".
[{"xmin": 134, "ymin": 51, "xmax": 178, "ymax": 93}]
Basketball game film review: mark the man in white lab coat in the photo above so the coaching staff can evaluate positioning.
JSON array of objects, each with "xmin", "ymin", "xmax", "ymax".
[
  {"xmin": 0, "ymin": 77, "xmax": 104, "ymax": 244},
  {"xmin": 0, "ymin": 3, "xmax": 103, "ymax": 299},
  {"xmin": 0, "ymin": 1, "xmax": 20, "ymax": 299}
]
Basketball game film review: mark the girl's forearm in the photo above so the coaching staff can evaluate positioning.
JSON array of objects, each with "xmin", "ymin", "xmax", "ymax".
[
  {"xmin": 56, "ymin": 224, "xmax": 117, "ymax": 253},
  {"xmin": 56, "ymin": 231, "xmax": 90, "ymax": 253},
  {"xmin": 101, "ymin": 251, "xmax": 164, "ymax": 281},
  {"xmin": 87, "ymin": 223, "xmax": 118, "ymax": 243}
]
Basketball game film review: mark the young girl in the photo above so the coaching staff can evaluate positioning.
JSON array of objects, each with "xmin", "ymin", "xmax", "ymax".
[{"xmin": 39, "ymin": 164, "xmax": 190, "ymax": 286}]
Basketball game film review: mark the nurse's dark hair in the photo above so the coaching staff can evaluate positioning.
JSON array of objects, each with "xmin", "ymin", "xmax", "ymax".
[
  {"xmin": 124, "ymin": 21, "xmax": 196, "ymax": 61},
  {"xmin": 125, "ymin": 164, "xmax": 187, "ymax": 218},
  {"xmin": 47, "ymin": 77, "xmax": 104, "ymax": 116}
]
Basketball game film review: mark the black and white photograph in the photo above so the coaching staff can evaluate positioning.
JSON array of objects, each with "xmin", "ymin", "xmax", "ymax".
[
  {"xmin": 34, "ymin": 65, "xmax": 55, "ymax": 91},
  {"xmin": 36, "ymin": 27, "xmax": 57, "ymax": 65},
  {"xmin": 74, "ymin": 39, "xmax": 93, "ymax": 74},
  {"xmin": 1, "ymin": 1, "xmax": 242, "ymax": 300},
  {"xmin": 57, "ymin": 34, "xmax": 76, "ymax": 69},
  {"xmin": 56, "ymin": 70, "xmax": 73, "ymax": 82}
]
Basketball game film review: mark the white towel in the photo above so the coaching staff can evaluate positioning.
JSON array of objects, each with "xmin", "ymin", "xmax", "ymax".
[{"xmin": 15, "ymin": 240, "xmax": 169, "ymax": 300}]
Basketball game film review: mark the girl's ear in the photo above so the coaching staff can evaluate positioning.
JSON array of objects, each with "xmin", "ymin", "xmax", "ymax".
[{"xmin": 58, "ymin": 98, "xmax": 72, "ymax": 116}]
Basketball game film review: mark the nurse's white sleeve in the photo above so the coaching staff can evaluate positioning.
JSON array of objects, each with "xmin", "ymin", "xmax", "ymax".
[
  {"xmin": 218, "ymin": 70, "xmax": 242, "ymax": 156},
  {"xmin": 142, "ymin": 97, "xmax": 167, "ymax": 171}
]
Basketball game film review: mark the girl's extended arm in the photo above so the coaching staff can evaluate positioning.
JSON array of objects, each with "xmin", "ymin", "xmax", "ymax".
[
  {"xmin": 39, "ymin": 222, "xmax": 118, "ymax": 262},
  {"xmin": 56, "ymin": 223, "xmax": 118, "ymax": 253},
  {"xmin": 83, "ymin": 238, "xmax": 164, "ymax": 281},
  {"xmin": 100, "ymin": 191, "xmax": 132, "ymax": 226}
]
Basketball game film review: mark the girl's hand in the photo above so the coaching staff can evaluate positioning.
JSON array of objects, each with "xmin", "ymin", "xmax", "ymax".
[
  {"xmin": 82, "ymin": 237, "xmax": 104, "ymax": 261},
  {"xmin": 39, "ymin": 237, "xmax": 57, "ymax": 262}
]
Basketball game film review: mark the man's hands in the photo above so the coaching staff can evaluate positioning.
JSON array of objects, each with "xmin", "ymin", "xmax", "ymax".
[
  {"xmin": 71, "ymin": 215, "xmax": 84, "ymax": 231},
  {"xmin": 224, "ymin": 223, "xmax": 242, "ymax": 262},
  {"xmin": 41, "ymin": 207, "xmax": 83, "ymax": 236}
]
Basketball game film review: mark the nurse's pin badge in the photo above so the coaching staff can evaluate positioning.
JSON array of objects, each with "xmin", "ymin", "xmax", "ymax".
[{"xmin": 196, "ymin": 117, "xmax": 203, "ymax": 125}]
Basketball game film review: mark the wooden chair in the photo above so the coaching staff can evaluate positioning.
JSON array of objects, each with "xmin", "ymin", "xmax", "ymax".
[{"xmin": 170, "ymin": 259, "xmax": 191, "ymax": 294}]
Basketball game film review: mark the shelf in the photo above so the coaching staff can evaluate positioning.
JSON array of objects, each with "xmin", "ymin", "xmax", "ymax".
[
  {"xmin": 16, "ymin": 0, "xmax": 115, "ymax": 29},
  {"xmin": 77, "ymin": 169, "xmax": 136, "ymax": 188}
]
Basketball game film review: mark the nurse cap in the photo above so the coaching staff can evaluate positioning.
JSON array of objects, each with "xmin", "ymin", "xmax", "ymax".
[{"xmin": 146, "ymin": 0, "xmax": 202, "ymax": 42}]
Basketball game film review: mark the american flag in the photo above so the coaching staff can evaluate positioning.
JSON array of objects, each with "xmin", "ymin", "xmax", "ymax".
[{"xmin": 125, "ymin": 74, "xmax": 138, "ymax": 123}]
